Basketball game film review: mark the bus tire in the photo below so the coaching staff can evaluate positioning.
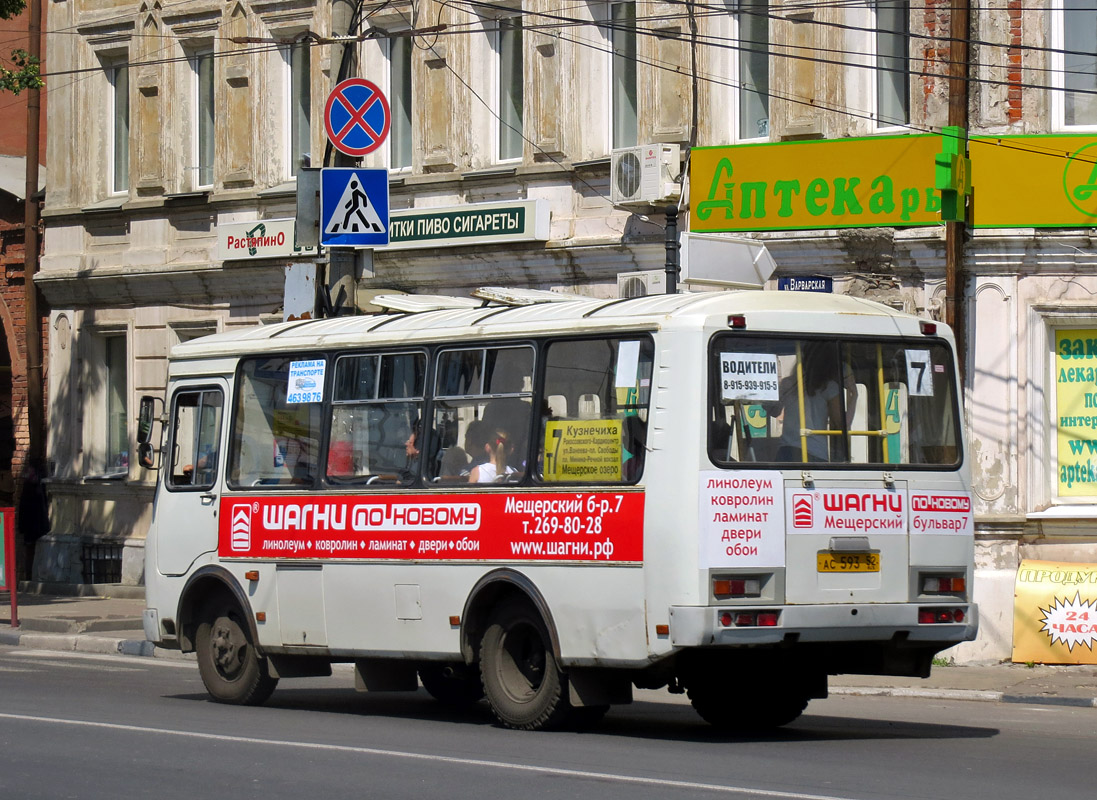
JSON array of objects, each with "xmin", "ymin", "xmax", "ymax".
[
  {"xmin": 419, "ymin": 663, "xmax": 485, "ymax": 705},
  {"xmin": 479, "ymin": 602, "xmax": 570, "ymax": 730},
  {"xmin": 196, "ymin": 602, "xmax": 278, "ymax": 706},
  {"xmin": 687, "ymin": 682, "xmax": 808, "ymax": 730}
]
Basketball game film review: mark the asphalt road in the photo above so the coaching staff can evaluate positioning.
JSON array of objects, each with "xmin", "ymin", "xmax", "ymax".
[{"xmin": 0, "ymin": 645, "xmax": 1093, "ymax": 800}]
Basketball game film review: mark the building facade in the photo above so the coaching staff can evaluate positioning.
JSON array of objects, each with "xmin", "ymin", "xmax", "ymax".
[{"xmin": 39, "ymin": 0, "xmax": 1097, "ymax": 660}]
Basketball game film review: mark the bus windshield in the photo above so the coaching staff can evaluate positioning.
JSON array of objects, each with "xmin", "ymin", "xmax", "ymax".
[{"xmin": 709, "ymin": 334, "xmax": 961, "ymax": 467}]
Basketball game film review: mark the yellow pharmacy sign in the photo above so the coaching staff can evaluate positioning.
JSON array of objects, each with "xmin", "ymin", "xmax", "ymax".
[
  {"xmin": 691, "ymin": 135, "xmax": 942, "ymax": 232},
  {"xmin": 543, "ymin": 419, "xmax": 622, "ymax": 482},
  {"xmin": 1013, "ymin": 559, "xmax": 1097, "ymax": 665},
  {"xmin": 970, "ymin": 135, "xmax": 1097, "ymax": 227}
]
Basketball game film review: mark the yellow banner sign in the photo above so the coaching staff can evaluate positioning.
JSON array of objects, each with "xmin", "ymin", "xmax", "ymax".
[
  {"xmin": 970, "ymin": 135, "xmax": 1097, "ymax": 227},
  {"xmin": 543, "ymin": 419, "xmax": 622, "ymax": 482},
  {"xmin": 691, "ymin": 135, "xmax": 942, "ymax": 232},
  {"xmin": 1012, "ymin": 559, "xmax": 1097, "ymax": 665},
  {"xmin": 1054, "ymin": 329, "xmax": 1097, "ymax": 496}
]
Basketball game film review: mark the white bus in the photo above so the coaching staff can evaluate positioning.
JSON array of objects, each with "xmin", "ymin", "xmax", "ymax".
[{"xmin": 139, "ymin": 287, "xmax": 976, "ymax": 731}]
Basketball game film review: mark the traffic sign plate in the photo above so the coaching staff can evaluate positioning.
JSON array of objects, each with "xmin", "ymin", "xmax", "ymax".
[
  {"xmin": 320, "ymin": 168, "xmax": 390, "ymax": 247},
  {"xmin": 324, "ymin": 78, "xmax": 391, "ymax": 157}
]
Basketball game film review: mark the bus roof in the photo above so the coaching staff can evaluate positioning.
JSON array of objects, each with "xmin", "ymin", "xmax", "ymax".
[{"xmin": 169, "ymin": 289, "xmax": 944, "ymax": 362}]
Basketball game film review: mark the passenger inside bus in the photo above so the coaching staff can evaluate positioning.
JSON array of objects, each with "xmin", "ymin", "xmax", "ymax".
[
  {"xmin": 766, "ymin": 343, "xmax": 857, "ymax": 462},
  {"xmin": 469, "ymin": 428, "xmax": 518, "ymax": 483}
]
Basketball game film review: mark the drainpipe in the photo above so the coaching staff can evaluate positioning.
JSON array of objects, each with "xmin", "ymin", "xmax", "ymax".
[{"xmin": 23, "ymin": 0, "xmax": 44, "ymax": 466}]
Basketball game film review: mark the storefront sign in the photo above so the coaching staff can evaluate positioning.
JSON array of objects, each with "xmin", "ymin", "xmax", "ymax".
[
  {"xmin": 1013, "ymin": 559, "xmax": 1097, "ymax": 665},
  {"xmin": 691, "ymin": 135, "xmax": 943, "ymax": 232},
  {"xmin": 218, "ymin": 218, "xmax": 317, "ymax": 261},
  {"xmin": 379, "ymin": 200, "xmax": 550, "ymax": 251},
  {"xmin": 1054, "ymin": 329, "xmax": 1097, "ymax": 496},
  {"xmin": 970, "ymin": 134, "xmax": 1097, "ymax": 227}
]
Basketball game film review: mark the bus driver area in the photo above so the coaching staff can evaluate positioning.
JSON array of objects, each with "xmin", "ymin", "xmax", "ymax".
[{"xmin": 139, "ymin": 287, "xmax": 976, "ymax": 732}]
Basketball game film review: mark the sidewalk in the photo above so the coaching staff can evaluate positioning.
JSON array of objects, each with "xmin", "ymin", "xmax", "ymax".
[{"xmin": 2, "ymin": 589, "xmax": 1096, "ymax": 708}]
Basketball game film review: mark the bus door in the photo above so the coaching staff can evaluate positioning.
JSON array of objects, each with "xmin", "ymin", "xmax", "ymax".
[
  {"xmin": 155, "ymin": 380, "xmax": 228, "ymax": 576},
  {"xmin": 784, "ymin": 479, "xmax": 909, "ymax": 604}
]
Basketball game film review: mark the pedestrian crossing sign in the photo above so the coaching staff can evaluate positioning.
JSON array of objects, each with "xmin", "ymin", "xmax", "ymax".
[{"xmin": 320, "ymin": 168, "xmax": 390, "ymax": 247}]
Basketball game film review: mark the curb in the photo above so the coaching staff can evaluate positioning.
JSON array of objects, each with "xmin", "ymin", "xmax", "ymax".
[
  {"xmin": 0, "ymin": 629, "xmax": 192, "ymax": 661},
  {"xmin": 830, "ymin": 685, "xmax": 1097, "ymax": 709}
]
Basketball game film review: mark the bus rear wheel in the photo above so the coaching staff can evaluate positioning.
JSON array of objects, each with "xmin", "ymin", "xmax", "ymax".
[
  {"xmin": 479, "ymin": 602, "xmax": 570, "ymax": 730},
  {"xmin": 196, "ymin": 601, "xmax": 278, "ymax": 705}
]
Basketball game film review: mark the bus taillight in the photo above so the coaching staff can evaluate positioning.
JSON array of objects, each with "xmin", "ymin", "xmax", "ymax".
[
  {"xmin": 922, "ymin": 575, "xmax": 966, "ymax": 594},
  {"xmin": 713, "ymin": 577, "xmax": 762, "ymax": 598},
  {"xmin": 918, "ymin": 607, "xmax": 965, "ymax": 624},
  {"xmin": 719, "ymin": 610, "xmax": 780, "ymax": 627}
]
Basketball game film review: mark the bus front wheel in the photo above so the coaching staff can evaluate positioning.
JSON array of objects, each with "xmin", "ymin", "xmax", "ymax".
[
  {"xmin": 479, "ymin": 602, "xmax": 570, "ymax": 730},
  {"xmin": 196, "ymin": 602, "xmax": 278, "ymax": 705}
]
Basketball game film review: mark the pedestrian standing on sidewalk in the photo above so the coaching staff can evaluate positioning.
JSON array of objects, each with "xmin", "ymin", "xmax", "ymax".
[{"xmin": 18, "ymin": 458, "xmax": 50, "ymax": 581}]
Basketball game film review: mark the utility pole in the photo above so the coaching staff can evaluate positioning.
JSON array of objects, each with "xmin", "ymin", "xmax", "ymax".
[
  {"xmin": 945, "ymin": 0, "xmax": 969, "ymax": 384},
  {"xmin": 23, "ymin": 0, "xmax": 45, "ymax": 465},
  {"xmin": 665, "ymin": 206, "xmax": 679, "ymax": 294}
]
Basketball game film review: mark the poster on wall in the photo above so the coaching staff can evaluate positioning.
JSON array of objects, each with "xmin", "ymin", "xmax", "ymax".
[
  {"xmin": 1012, "ymin": 559, "xmax": 1097, "ymax": 665},
  {"xmin": 1054, "ymin": 330, "xmax": 1097, "ymax": 496}
]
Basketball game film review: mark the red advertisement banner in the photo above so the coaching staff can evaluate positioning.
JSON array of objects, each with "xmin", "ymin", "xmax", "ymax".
[{"xmin": 218, "ymin": 491, "xmax": 644, "ymax": 563}]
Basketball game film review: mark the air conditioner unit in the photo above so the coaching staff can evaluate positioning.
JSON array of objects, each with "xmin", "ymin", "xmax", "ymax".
[
  {"xmin": 611, "ymin": 144, "xmax": 682, "ymax": 207},
  {"xmin": 617, "ymin": 269, "xmax": 667, "ymax": 298}
]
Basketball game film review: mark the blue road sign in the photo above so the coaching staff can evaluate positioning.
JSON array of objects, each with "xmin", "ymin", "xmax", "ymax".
[
  {"xmin": 778, "ymin": 276, "xmax": 832, "ymax": 293},
  {"xmin": 320, "ymin": 168, "xmax": 390, "ymax": 247}
]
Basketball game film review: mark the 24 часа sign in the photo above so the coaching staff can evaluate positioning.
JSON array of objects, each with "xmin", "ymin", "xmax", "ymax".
[{"xmin": 1014, "ymin": 560, "xmax": 1097, "ymax": 665}]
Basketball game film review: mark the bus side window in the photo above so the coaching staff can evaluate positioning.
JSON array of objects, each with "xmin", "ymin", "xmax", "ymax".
[
  {"xmin": 168, "ymin": 389, "xmax": 223, "ymax": 490},
  {"xmin": 429, "ymin": 346, "xmax": 534, "ymax": 485},
  {"xmin": 538, "ymin": 336, "xmax": 654, "ymax": 484},
  {"xmin": 327, "ymin": 352, "xmax": 425, "ymax": 485}
]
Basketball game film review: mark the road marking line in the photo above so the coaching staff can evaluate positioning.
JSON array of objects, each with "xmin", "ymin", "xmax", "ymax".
[{"xmin": 0, "ymin": 711, "xmax": 860, "ymax": 800}]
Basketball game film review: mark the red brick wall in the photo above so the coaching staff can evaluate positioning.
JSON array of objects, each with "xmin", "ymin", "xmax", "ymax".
[
  {"xmin": 0, "ymin": 191, "xmax": 49, "ymax": 577},
  {"xmin": 0, "ymin": 5, "xmax": 48, "ymax": 157}
]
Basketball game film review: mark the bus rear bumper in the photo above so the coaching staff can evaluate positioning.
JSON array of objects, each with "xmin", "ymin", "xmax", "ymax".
[{"xmin": 669, "ymin": 602, "xmax": 979, "ymax": 648}]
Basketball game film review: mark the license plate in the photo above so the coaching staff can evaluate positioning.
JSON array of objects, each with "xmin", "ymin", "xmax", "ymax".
[{"xmin": 817, "ymin": 552, "xmax": 880, "ymax": 572}]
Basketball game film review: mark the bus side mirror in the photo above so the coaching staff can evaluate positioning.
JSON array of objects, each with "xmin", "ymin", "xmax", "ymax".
[{"xmin": 137, "ymin": 395, "xmax": 163, "ymax": 470}]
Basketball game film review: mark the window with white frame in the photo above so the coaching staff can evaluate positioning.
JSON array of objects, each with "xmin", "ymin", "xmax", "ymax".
[
  {"xmin": 874, "ymin": 0, "xmax": 909, "ymax": 127},
  {"xmin": 496, "ymin": 15, "xmax": 524, "ymax": 161},
  {"xmin": 738, "ymin": 0, "xmax": 769, "ymax": 139},
  {"xmin": 286, "ymin": 41, "xmax": 311, "ymax": 175},
  {"xmin": 388, "ymin": 33, "xmax": 413, "ymax": 170},
  {"xmin": 191, "ymin": 49, "xmax": 215, "ymax": 187},
  {"xmin": 1053, "ymin": 0, "xmax": 1097, "ymax": 128},
  {"xmin": 108, "ymin": 62, "xmax": 129, "ymax": 193},
  {"xmin": 84, "ymin": 331, "xmax": 130, "ymax": 477},
  {"xmin": 607, "ymin": 1, "xmax": 637, "ymax": 150}
]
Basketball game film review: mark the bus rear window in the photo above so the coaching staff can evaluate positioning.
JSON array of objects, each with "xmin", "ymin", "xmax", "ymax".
[{"xmin": 709, "ymin": 335, "xmax": 961, "ymax": 468}]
